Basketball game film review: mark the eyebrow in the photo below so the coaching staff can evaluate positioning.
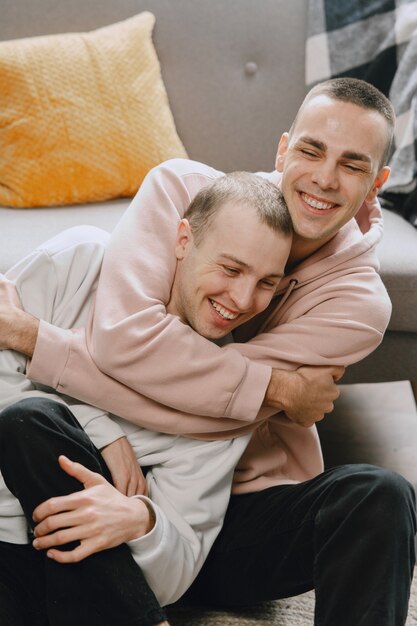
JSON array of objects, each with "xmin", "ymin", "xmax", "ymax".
[
  {"xmin": 219, "ymin": 253, "xmax": 284, "ymax": 278},
  {"xmin": 298, "ymin": 135, "xmax": 372, "ymax": 164}
]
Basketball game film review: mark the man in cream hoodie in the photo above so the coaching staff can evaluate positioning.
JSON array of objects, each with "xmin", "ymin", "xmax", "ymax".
[
  {"xmin": 0, "ymin": 172, "xmax": 312, "ymax": 625},
  {"xmin": 0, "ymin": 78, "xmax": 415, "ymax": 625}
]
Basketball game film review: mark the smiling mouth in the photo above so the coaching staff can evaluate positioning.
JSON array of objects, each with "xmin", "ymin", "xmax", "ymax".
[
  {"xmin": 209, "ymin": 299, "xmax": 239, "ymax": 320},
  {"xmin": 300, "ymin": 192, "xmax": 338, "ymax": 211}
]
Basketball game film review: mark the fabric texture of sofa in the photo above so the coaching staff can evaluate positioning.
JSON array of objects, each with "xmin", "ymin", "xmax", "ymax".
[{"xmin": 1, "ymin": 0, "xmax": 416, "ymax": 391}]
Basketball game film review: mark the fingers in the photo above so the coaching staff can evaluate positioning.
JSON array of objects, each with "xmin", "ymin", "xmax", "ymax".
[
  {"xmin": 292, "ymin": 410, "xmax": 328, "ymax": 428},
  {"xmin": 32, "ymin": 456, "xmax": 107, "ymax": 524},
  {"xmin": 112, "ymin": 469, "xmax": 146, "ymax": 497},
  {"xmin": 33, "ymin": 521, "xmax": 109, "ymax": 560},
  {"xmin": 111, "ymin": 462, "xmax": 147, "ymax": 497},
  {"xmin": 126, "ymin": 477, "xmax": 141, "ymax": 498},
  {"xmin": 43, "ymin": 540, "xmax": 100, "ymax": 564},
  {"xmin": 100, "ymin": 437, "xmax": 147, "ymax": 497},
  {"xmin": 58, "ymin": 455, "xmax": 106, "ymax": 488},
  {"xmin": 139, "ymin": 477, "xmax": 148, "ymax": 498},
  {"xmin": 111, "ymin": 472, "xmax": 129, "ymax": 495},
  {"xmin": 33, "ymin": 522, "xmax": 87, "ymax": 551},
  {"xmin": 129, "ymin": 469, "xmax": 148, "ymax": 497},
  {"xmin": 32, "ymin": 479, "xmax": 108, "ymax": 523},
  {"xmin": 331, "ymin": 366, "xmax": 345, "ymax": 382},
  {"xmin": 33, "ymin": 490, "xmax": 84, "ymax": 523},
  {"xmin": 33, "ymin": 503, "xmax": 96, "ymax": 538}
]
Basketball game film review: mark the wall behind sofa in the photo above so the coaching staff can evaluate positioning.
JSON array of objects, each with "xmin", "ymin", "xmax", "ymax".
[{"xmin": 1, "ymin": 0, "xmax": 309, "ymax": 173}]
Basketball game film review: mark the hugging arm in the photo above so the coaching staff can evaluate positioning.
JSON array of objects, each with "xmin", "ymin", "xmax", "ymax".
[
  {"xmin": 26, "ymin": 160, "xmax": 272, "ymax": 420},
  {"xmin": 1, "ymin": 161, "xmax": 390, "ymax": 434}
]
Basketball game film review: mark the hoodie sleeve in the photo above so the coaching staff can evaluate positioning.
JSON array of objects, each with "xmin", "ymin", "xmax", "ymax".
[
  {"xmin": 231, "ymin": 263, "xmax": 392, "ymax": 370},
  {"xmin": 26, "ymin": 253, "xmax": 391, "ymax": 436},
  {"xmin": 5, "ymin": 237, "xmax": 126, "ymax": 450},
  {"xmin": 28, "ymin": 159, "xmax": 271, "ymax": 422},
  {"xmin": 127, "ymin": 496, "xmax": 205, "ymax": 607},
  {"xmin": 127, "ymin": 434, "xmax": 249, "ymax": 606},
  {"xmin": 26, "ymin": 160, "xmax": 389, "ymax": 432}
]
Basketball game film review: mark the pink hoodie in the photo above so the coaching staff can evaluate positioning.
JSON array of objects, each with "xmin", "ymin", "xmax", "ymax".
[{"xmin": 27, "ymin": 159, "xmax": 391, "ymax": 493}]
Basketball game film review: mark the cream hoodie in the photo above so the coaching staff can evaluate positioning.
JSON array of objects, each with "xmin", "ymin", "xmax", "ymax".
[
  {"xmin": 0, "ymin": 227, "xmax": 250, "ymax": 605},
  {"xmin": 27, "ymin": 158, "xmax": 392, "ymax": 492}
]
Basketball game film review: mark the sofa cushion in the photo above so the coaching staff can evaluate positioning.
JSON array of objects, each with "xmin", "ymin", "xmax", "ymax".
[
  {"xmin": 378, "ymin": 209, "xmax": 417, "ymax": 333},
  {"xmin": 0, "ymin": 12, "xmax": 187, "ymax": 208},
  {"xmin": 0, "ymin": 201, "xmax": 129, "ymax": 275}
]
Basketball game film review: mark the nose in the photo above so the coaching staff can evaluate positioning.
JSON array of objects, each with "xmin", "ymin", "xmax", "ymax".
[
  {"xmin": 230, "ymin": 279, "xmax": 256, "ymax": 312},
  {"xmin": 311, "ymin": 160, "xmax": 339, "ymax": 190}
]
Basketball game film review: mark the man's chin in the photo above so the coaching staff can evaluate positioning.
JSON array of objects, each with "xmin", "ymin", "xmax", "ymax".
[{"xmin": 194, "ymin": 323, "xmax": 232, "ymax": 341}]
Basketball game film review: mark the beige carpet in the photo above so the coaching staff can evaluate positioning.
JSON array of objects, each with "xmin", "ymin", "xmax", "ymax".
[
  {"xmin": 168, "ymin": 382, "xmax": 417, "ymax": 625},
  {"xmin": 168, "ymin": 569, "xmax": 417, "ymax": 625}
]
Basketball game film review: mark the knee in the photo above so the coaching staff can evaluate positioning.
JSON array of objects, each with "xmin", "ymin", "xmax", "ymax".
[
  {"xmin": 369, "ymin": 466, "xmax": 415, "ymax": 522},
  {"xmin": 331, "ymin": 464, "xmax": 416, "ymax": 534},
  {"xmin": 0, "ymin": 398, "xmax": 72, "ymax": 441}
]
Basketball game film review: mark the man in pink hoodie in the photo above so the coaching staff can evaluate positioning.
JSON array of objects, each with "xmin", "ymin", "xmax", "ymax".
[{"xmin": 0, "ymin": 78, "xmax": 415, "ymax": 625}]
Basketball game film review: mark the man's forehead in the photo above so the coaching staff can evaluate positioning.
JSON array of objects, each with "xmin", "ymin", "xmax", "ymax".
[
  {"xmin": 295, "ymin": 94, "xmax": 381, "ymax": 130},
  {"xmin": 292, "ymin": 95, "xmax": 387, "ymax": 161},
  {"xmin": 203, "ymin": 201, "xmax": 290, "ymax": 272},
  {"xmin": 298, "ymin": 93, "xmax": 355, "ymax": 117},
  {"xmin": 217, "ymin": 252, "xmax": 285, "ymax": 278}
]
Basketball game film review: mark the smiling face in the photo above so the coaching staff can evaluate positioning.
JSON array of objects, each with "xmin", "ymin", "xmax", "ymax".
[
  {"xmin": 276, "ymin": 94, "xmax": 391, "ymax": 262},
  {"xmin": 167, "ymin": 201, "xmax": 292, "ymax": 339}
]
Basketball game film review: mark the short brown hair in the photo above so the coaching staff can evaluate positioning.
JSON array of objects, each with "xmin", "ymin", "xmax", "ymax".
[{"xmin": 184, "ymin": 172, "xmax": 292, "ymax": 246}]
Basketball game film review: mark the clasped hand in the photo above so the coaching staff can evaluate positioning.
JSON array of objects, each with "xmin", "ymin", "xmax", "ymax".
[
  {"xmin": 32, "ymin": 455, "xmax": 153, "ymax": 563},
  {"xmin": 266, "ymin": 364, "xmax": 345, "ymax": 428},
  {"xmin": 101, "ymin": 436, "xmax": 148, "ymax": 497}
]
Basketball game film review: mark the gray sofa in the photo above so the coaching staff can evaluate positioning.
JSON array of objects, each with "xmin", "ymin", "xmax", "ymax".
[{"xmin": 1, "ymin": 0, "xmax": 417, "ymax": 391}]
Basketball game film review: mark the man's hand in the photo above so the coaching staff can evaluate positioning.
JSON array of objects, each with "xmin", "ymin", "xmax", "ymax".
[
  {"xmin": 101, "ymin": 437, "xmax": 148, "ymax": 497},
  {"xmin": 0, "ymin": 278, "xmax": 39, "ymax": 356},
  {"xmin": 32, "ymin": 455, "xmax": 154, "ymax": 563},
  {"xmin": 264, "ymin": 365, "xmax": 345, "ymax": 428}
]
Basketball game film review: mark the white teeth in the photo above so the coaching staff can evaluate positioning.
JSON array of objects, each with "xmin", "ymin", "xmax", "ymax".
[
  {"xmin": 302, "ymin": 193, "xmax": 335, "ymax": 210},
  {"xmin": 210, "ymin": 300, "xmax": 238, "ymax": 320}
]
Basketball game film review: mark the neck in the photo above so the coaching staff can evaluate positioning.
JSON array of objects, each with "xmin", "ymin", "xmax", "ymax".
[
  {"xmin": 166, "ymin": 291, "xmax": 181, "ymax": 320},
  {"xmin": 285, "ymin": 232, "xmax": 335, "ymax": 271}
]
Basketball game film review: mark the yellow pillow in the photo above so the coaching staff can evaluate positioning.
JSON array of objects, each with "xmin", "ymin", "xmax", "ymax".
[{"xmin": 0, "ymin": 13, "xmax": 188, "ymax": 207}]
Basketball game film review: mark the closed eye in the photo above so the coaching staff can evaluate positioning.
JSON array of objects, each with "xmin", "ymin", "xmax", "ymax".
[
  {"xmin": 300, "ymin": 148, "xmax": 319, "ymax": 158},
  {"xmin": 260, "ymin": 279, "xmax": 278, "ymax": 289},
  {"xmin": 344, "ymin": 163, "xmax": 365, "ymax": 172},
  {"xmin": 223, "ymin": 266, "xmax": 239, "ymax": 275}
]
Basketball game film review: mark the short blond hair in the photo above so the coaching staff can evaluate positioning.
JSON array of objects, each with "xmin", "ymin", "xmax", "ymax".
[{"xmin": 184, "ymin": 172, "xmax": 292, "ymax": 246}]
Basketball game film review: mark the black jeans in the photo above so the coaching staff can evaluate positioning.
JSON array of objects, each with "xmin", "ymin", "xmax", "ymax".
[
  {"xmin": 0, "ymin": 397, "xmax": 167, "ymax": 626},
  {"xmin": 185, "ymin": 464, "xmax": 416, "ymax": 626}
]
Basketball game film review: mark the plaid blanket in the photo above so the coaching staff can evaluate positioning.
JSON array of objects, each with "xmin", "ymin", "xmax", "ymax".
[{"xmin": 306, "ymin": 0, "xmax": 417, "ymax": 227}]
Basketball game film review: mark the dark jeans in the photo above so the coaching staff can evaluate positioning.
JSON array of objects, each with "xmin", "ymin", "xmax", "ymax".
[
  {"xmin": 185, "ymin": 464, "xmax": 417, "ymax": 626},
  {"xmin": 0, "ymin": 397, "xmax": 167, "ymax": 626}
]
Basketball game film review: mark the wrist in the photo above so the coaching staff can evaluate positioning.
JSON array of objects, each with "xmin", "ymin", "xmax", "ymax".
[
  {"xmin": 10, "ymin": 310, "xmax": 39, "ymax": 357},
  {"xmin": 128, "ymin": 496, "xmax": 156, "ymax": 540},
  {"xmin": 263, "ymin": 368, "xmax": 291, "ymax": 411}
]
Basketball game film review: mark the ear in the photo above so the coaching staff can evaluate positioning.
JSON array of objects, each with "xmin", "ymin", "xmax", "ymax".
[
  {"xmin": 366, "ymin": 166, "xmax": 390, "ymax": 202},
  {"xmin": 275, "ymin": 132, "xmax": 289, "ymax": 172},
  {"xmin": 175, "ymin": 219, "xmax": 193, "ymax": 260}
]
